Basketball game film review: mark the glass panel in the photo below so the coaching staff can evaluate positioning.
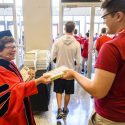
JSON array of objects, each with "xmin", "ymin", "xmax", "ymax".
[
  {"xmin": 4, "ymin": 0, "xmax": 13, "ymax": 3},
  {"xmin": 8, "ymin": 24, "xmax": 14, "ymax": 36},
  {"xmin": 63, "ymin": 16, "xmax": 72, "ymax": 21},
  {"xmin": 0, "ymin": 16, "xmax": 4, "ymax": 21},
  {"xmin": 95, "ymin": 16, "xmax": 103, "ymax": 23},
  {"xmin": 62, "ymin": 0, "xmax": 100, "ymax": 2},
  {"xmin": 86, "ymin": 16, "xmax": 90, "ymax": 23},
  {"xmin": 0, "ymin": 0, "xmax": 4, "ymax": 3},
  {"xmin": 0, "ymin": 25, "xmax": 4, "ymax": 31},
  {"xmin": 4, "ymin": 8, "xmax": 13, "ymax": 16},
  {"xmin": 0, "ymin": 7, "xmax": 13, "ymax": 33},
  {"xmin": 5, "ymin": 16, "xmax": 13, "ymax": 21},
  {"xmin": 74, "ymin": 16, "xmax": 85, "ymax": 36},
  {"xmin": 18, "ymin": 46, "xmax": 24, "ymax": 68},
  {"xmin": 52, "ymin": 16, "xmax": 59, "ymax": 24},
  {"xmin": 52, "ymin": 24, "xmax": 58, "ymax": 40},
  {"xmin": 16, "ymin": 0, "xmax": 22, "ymax": 7},
  {"xmin": 94, "ymin": 24, "xmax": 98, "ymax": 34},
  {"xmin": 63, "ymin": 7, "xmax": 91, "ymax": 36}
]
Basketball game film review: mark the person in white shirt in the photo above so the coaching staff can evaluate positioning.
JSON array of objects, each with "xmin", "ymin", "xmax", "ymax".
[{"xmin": 51, "ymin": 21, "xmax": 81, "ymax": 119}]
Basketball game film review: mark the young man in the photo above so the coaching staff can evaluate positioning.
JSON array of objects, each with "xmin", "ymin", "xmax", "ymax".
[
  {"xmin": 63, "ymin": 0, "xmax": 125, "ymax": 124},
  {"xmin": 95, "ymin": 27, "xmax": 112, "ymax": 53},
  {"xmin": 74, "ymin": 29, "xmax": 81, "ymax": 44},
  {"xmin": 51, "ymin": 21, "xmax": 81, "ymax": 119},
  {"xmin": 81, "ymin": 32, "xmax": 89, "ymax": 74},
  {"xmin": 0, "ymin": 32, "xmax": 51, "ymax": 125}
]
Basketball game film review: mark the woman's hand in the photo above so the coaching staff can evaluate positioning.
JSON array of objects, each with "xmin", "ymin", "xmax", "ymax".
[
  {"xmin": 35, "ymin": 74, "xmax": 51, "ymax": 85},
  {"xmin": 28, "ymin": 69, "xmax": 35, "ymax": 78},
  {"xmin": 40, "ymin": 75, "xmax": 51, "ymax": 84}
]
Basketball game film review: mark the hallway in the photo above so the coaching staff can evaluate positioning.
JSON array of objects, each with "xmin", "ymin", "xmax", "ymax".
[{"xmin": 34, "ymin": 81, "xmax": 94, "ymax": 125}]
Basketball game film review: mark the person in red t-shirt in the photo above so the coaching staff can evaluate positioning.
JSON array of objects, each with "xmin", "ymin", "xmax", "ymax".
[
  {"xmin": 95, "ymin": 27, "xmax": 112, "ymax": 54},
  {"xmin": 95, "ymin": 27, "xmax": 112, "ymax": 60},
  {"xmin": 74, "ymin": 29, "xmax": 84, "ymax": 51},
  {"xmin": 81, "ymin": 32, "xmax": 89, "ymax": 73},
  {"xmin": 63, "ymin": 0, "xmax": 125, "ymax": 124},
  {"xmin": 74, "ymin": 29, "xmax": 81, "ymax": 44},
  {"xmin": 79, "ymin": 33, "xmax": 85, "ymax": 51}
]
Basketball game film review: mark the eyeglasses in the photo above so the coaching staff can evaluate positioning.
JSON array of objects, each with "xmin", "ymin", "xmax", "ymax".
[
  {"xmin": 4, "ymin": 46, "xmax": 17, "ymax": 50},
  {"xmin": 101, "ymin": 11, "xmax": 117, "ymax": 19}
]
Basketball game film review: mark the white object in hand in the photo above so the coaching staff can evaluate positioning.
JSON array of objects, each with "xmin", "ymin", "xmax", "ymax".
[{"xmin": 43, "ymin": 66, "xmax": 68, "ymax": 81}]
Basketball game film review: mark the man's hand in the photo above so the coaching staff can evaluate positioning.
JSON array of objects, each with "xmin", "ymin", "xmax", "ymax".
[{"xmin": 63, "ymin": 69, "xmax": 75, "ymax": 80}]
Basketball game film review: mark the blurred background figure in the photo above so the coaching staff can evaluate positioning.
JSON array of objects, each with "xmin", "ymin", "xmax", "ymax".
[
  {"xmin": 56, "ymin": 33, "xmax": 60, "ymax": 39},
  {"xmin": 81, "ymin": 32, "xmax": 89, "ymax": 74},
  {"xmin": 51, "ymin": 21, "xmax": 81, "ymax": 119},
  {"xmin": 74, "ymin": 29, "xmax": 81, "ymax": 44},
  {"xmin": 95, "ymin": 27, "xmax": 112, "ymax": 59},
  {"xmin": 93, "ymin": 33, "xmax": 99, "ymax": 42}
]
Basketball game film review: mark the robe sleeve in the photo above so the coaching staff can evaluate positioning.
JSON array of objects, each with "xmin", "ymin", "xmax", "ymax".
[
  {"xmin": 12, "ymin": 80, "xmax": 38, "ymax": 97},
  {"xmin": 0, "ymin": 80, "xmax": 38, "ymax": 117}
]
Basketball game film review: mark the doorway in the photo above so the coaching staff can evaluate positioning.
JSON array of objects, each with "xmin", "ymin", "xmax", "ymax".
[{"xmin": 59, "ymin": 2, "xmax": 103, "ymax": 78}]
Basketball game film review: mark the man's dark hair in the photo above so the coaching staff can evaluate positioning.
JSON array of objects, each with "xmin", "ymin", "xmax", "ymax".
[
  {"xmin": 74, "ymin": 29, "xmax": 77, "ymax": 35},
  {"xmin": 101, "ymin": 0, "xmax": 125, "ymax": 14},
  {"xmin": 65, "ymin": 21, "xmax": 75, "ymax": 33},
  {"xmin": 101, "ymin": 27, "xmax": 107, "ymax": 34},
  {"xmin": 0, "ymin": 36, "xmax": 15, "ymax": 51},
  {"xmin": 86, "ymin": 32, "xmax": 89, "ymax": 37}
]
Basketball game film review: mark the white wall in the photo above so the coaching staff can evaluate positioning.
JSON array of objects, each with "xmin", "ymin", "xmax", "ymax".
[{"xmin": 23, "ymin": 0, "xmax": 52, "ymax": 51}]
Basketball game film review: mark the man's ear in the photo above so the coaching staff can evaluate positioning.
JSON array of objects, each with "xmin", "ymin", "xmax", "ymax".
[{"xmin": 116, "ymin": 12, "xmax": 124, "ymax": 22}]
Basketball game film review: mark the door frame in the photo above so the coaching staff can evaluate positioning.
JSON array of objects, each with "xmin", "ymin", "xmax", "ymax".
[{"xmin": 59, "ymin": 1, "xmax": 101, "ymax": 78}]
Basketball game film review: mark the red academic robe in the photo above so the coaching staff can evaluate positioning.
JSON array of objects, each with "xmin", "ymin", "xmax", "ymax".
[{"xmin": 0, "ymin": 60, "xmax": 38, "ymax": 125}]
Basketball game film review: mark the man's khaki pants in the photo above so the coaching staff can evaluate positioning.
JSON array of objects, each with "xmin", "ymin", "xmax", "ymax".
[{"xmin": 88, "ymin": 112, "xmax": 125, "ymax": 125}]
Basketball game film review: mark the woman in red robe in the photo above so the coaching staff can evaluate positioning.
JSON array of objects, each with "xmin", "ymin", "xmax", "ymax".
[{"xmin": 0, "ymin": 33, "xmax": 51, "ymax": 125}]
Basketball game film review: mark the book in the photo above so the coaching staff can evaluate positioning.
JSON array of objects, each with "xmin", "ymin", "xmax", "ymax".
[
  {"xmin": 20, "ymin": 66, "xmax": 34, "ymax": 82},
  {"xmin": 43, "ymin": 66, "xmax": 68, "ymax": 81}
]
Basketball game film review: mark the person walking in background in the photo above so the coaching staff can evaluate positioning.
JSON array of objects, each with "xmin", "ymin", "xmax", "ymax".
[
  {"xmin": 79, "ymin": 33, "xmax": 85, "ymax": 52},
  {"xmin": 95, "ymin": 27, "xmax": 112, "ymax": 60},
  {"xmin": 63, "ymin": 0, "xmax": 125, "ymax": 124},
  {"xmin": 93, "ymin": 33, "xmax": 99, "ymax": 42},
  {"xmin": 74, "ymin": 29, "xmax": 81, "ymax": 44},
  {"xmin": 74, "ymin": 29, "xmax": 85, "ymax": 53},
  {"xmin": 0, "ymin": 32, "xmax": 51, "ymax": 125},
  {"xmin": 51, "ymin": 21, "xmax": 81, "ymax": 119},
  {"xmin": 95, "ymin": 27, "xmax": 112, "ymax": 53},
  {"xmin": 81, "ymin": 32, "xmax": 89, "ymax": 74}
]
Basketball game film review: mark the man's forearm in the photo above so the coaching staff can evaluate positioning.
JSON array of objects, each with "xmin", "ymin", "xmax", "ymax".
[{"xmin": 72, "ymin": 70, "xmax": 95, "ymax": 96}]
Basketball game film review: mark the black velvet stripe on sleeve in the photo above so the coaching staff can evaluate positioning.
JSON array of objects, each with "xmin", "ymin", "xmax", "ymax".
[
  {"xmin": 24, "ymin": 97, "xmax": 32, "ymax": 125},
  {"xmin": 0, "ymin": 84, "xmax": 9, "ymax": 93},
  {"xmin": 0, "ymin": 83, "xmax": 10, "ymax": 117},
  {"xmin": 0, "ymin": 92, "xmax": 10, "ymax": 104},
  {"xmin": 0, "ymin": 98, "xmax": 9, "ymax": 117}
]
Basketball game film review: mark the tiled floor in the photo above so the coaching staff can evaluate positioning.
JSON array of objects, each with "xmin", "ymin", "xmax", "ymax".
[{"xmin": 34, "ymin": 81, "xmax": 94, "ymax": 125}]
